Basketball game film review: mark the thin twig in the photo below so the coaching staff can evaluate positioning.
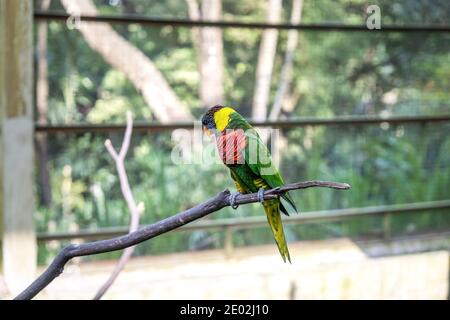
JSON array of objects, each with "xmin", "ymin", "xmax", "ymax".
[
  {"xmin": 93, "ymin": 112, "xmax": 144, "ymax": 300},
  {"xmin": 14, "ymin": 180, "xmax": 350, "ymax": 300}
]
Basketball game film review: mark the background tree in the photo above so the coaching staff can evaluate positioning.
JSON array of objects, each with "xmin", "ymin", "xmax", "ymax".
[{"xmin": 60, "ymin": 0, "xmax": 193, "ymax": 122}]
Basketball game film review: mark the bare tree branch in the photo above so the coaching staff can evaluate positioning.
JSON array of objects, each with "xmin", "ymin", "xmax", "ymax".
[
  {"xmin": 15, "ymin": 180, "xmax": 350, "ymax": 300},
  {"xmin": 93, "ymin": 112, "xmax": 144, "ymax": 300}
]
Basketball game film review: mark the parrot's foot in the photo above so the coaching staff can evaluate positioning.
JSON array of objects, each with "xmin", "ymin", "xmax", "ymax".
[
  {"xmin": 257, "ymin": 188, "xmax": 265, "ymax": 203},
  {"xmin": 229, "ymin": 192, "xmax": 241, "ymax": 209}
]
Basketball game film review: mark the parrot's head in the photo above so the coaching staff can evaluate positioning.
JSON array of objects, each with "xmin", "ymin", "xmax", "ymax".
[{"xmin": 201, "ymin": 105, "xmax": 236, "ymax": 136}]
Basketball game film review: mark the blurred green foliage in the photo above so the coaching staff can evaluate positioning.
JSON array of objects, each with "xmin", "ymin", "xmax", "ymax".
[{"xmin": 34, "ymin": 0, "xmax": 450, "ymax": 264}]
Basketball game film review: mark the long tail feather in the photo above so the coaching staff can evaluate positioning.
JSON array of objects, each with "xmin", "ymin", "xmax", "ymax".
[{"xmin": 263, "ymin": 199, "xmax": 291, "ymax": 263}]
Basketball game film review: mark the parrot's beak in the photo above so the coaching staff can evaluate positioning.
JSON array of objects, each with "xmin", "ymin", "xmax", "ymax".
[{"xmin": 203, "ymin": 126, "xmax": 212, "ymax": 136}]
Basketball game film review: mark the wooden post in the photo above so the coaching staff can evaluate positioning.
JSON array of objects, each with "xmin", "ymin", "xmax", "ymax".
[
  {"xmin": 383, "ymin": 212, "xmax": 392, "ymax": 241},
  {"xmin": 447, "ymin": 251, "xmax": 450, "ymax": 300},
  {"xmin": 0, "ymin": 0, "xmax": 37, "ymax": 294},
  {"xmin": 224, "ymin": 226, "xmax": 234, "ymax": 257}
]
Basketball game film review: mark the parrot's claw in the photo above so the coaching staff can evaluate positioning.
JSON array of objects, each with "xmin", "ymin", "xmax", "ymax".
[
  {"xmin": 257, "ymin": 188, "xmax": 265, "ymax": 203},
  {"xmin": 229, "ymin": 192, "xmax": 240, "ymax": 209}
]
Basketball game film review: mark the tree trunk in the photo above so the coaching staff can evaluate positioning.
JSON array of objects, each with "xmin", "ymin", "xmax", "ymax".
[
  {"xmin": 60, "ymin": 0, "xmax": 193, "ymax": 122},
  {"xmin": 252, "ymin": 0, "xmax": 282, "ymax": 121},
  {"xmin": 186, "ymin": 0, "xmax": 224, "ymax": 109},
  {"xmin": 269, "ymin": 0, "xmax": 303, "ymax": 166},
  {"xmin": 185, "ymin": 0, "xmax": 201, "ymax": 61},
  {"xmin": 36, "ymin": 0, "xmax": 52, "ymax": 207},
  {"xmin": 269, "ymin": 0, "xmax": 303, "ymax": 120}
]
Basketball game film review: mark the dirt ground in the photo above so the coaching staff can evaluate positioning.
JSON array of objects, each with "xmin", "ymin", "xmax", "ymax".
[{"xmin": 1, "ymin": 238, "xmax": 448, "ymax": 300}]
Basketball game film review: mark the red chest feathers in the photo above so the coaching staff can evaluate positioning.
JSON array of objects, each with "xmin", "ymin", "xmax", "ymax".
[{"xmin": 216, "ymin": 129, "xmax": 247, "ymax": 166}]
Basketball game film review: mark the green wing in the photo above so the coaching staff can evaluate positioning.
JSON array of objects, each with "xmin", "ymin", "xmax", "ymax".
[
  {"xmin": 228, "ymin": 112, "xmax": 298, "ymax": 214},
  {"xmin": 246, "ymin": 130, "xmax": 298, "ymax": 214}
]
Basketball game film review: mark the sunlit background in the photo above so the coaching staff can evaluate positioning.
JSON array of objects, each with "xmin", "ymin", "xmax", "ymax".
[{"xmin": 0, "ymin": 0, "xmax": 449, "ymax": 299}]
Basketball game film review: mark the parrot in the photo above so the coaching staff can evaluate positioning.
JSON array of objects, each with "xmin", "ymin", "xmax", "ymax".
[{"xmin": 201, "ymin": 105, "xmax": 298, "ymax": 263}]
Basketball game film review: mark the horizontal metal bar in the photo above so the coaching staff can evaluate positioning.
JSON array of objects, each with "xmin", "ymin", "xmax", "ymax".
[
  {"xmin": 34, "ymin": 11, "xmax": 450, "ymax": 33},
  {"xmin": 34, "ymin": 115, "xmax": 450, "ymax": 134},
  {"xmin": 37, "ymin": 199, "xmax": 450, "ymax": 242}
]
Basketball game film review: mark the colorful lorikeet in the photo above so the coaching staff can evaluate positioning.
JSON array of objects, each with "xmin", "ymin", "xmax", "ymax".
[{"xmin": 201, "ymin": 105, "xmax": 298, "ymax": 263}]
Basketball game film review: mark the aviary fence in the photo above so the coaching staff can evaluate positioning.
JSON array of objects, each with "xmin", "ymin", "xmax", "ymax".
[{"xmin": 33, "ymin": 9, "xmax": 450, "ymax": 256}]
